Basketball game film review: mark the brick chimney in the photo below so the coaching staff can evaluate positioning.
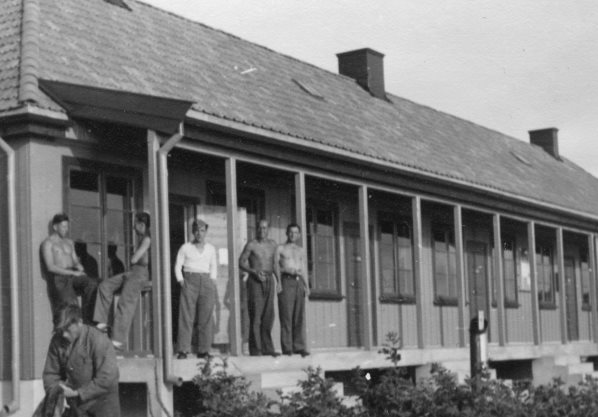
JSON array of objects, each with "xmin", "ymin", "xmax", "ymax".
[
  {"xmin": 529, "ymin": 128, "xmax": 559, "ymax": 159},
  {"xmin": 337, "ymin": 48, "xmax": 386, "ymax": 100}
]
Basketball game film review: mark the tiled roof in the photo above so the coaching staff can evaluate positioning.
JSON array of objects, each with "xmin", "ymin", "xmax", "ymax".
[
  {"xmin": 3, "ymin": 0, "xmax": 598, "ymax": 218},
  {"xmin": 0, "ymin": 0, "xmax": 22, "ymax": 112}
]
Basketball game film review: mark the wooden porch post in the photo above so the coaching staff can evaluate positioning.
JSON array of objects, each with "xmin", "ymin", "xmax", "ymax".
[
  {"xmin": 358, "ymin": 185, "xmax": 374, "ymax": 350},
  {"xmin": 527, "ymin": 221, "xmax": 541, "ymax": 345},
  {"xmin": 412, "ymin": 196, "xmax": 424, "ymax": 349},
  {"xmin": 226, "ymin": 157, "xmax": 242, "ymax": 356},
  {"xmin": 454, "ymin": 205, "xmax": 467, "ymax": 347},
  {"xmin": 556, "ymin": 227, "xmax": 567, "ymax": 344},
  {"xmin": 493, "ymin": 214, "xmax": 506, "ymax": 346},
  {"xmin": 147, "ymin": 130, "xmax": 163, "ymax": 356},
  {"xmin": 294, "ymin": 172, "xmax": 310, "ymax": 350},
  {"xmin": 589, "ymin": 234, "xmax": 598, "ymax": 343}
]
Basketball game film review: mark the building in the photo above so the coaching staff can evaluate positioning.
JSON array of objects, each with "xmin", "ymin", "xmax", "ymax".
[{"xmin": 2, "ymin": 0, "xmax": 598, "ymax": 415}]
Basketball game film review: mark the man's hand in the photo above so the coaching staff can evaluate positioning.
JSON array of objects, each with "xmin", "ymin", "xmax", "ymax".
[
  {"xmin": 59, "ymin": 383, "xmax": 79, "ymax": 398},
  {"xmin": 178, "ymin": 280, "xmax": 185, "ymax": 288},
  {"xmin": 72, "ymin": 270, "xmax": 86, "ymax": 277},
  {"xmin": 257, "ymin": 271, "xmax": 266, "ymax": 282}
]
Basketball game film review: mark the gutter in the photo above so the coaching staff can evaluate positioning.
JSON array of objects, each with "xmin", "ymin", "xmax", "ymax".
[
  {"xmin": 0, "ymin": 137, "xmax": 20, "ymax": 416},
  {"xmin": 158, "ymin": 127, "xmax": 184, "ymax": 386}
]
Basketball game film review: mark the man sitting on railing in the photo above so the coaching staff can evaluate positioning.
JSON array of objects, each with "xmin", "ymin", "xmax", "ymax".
[{"xmin": 93, "ymin": 212, "xmax": 151, "ymax": 350}]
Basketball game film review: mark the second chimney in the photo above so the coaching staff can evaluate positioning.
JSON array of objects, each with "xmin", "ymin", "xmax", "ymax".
[
  {"xmin": 337, "ymin": 48, "xmax": 386, "ymax": 100},
  {"xmin": 529, "ymin": 128, "xmax": 559, "ymax": 159}
]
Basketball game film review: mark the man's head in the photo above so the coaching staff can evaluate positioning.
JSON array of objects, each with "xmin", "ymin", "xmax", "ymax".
[
  {"xmin": 135, "ymin": 212, "xmax": 150, "ymax": 235},
  {"xmin": 51, "ymin": 213, "xmax": 70, "ymax": 238},
  {"xmin": 192, "ymin": 219, "xmax": 209, "ymax": 243},
  {"xmin": 55, "ymin": 305, "xmax": 83, "ymax": 343},
  {"xmin": 256, "ymin": 219, "xmax": 269, "ymax": 240},
  {"xmin": 286, "ymin": 223, "xmax": 301, "ymax": 243}
]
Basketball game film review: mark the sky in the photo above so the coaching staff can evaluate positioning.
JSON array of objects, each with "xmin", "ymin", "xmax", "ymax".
[{"xmin": 142, "ymin": 0, "xmax": 598, "ymax": 177}]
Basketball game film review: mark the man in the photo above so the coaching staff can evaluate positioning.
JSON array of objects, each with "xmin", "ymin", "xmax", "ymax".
[
  {"xmin": 94, "ymin": 212, "xmax": 151, "ymax": 350},
  {"xmin": 275, "ymin": 223, "xmax": 310, "ymax": 357},
  {"xmin": 174, "ymin": 219, "xmax": 218, "ymax": 359},
  {"xmin": 42, "ymin": 213, "xmax": 98, "ymax": 325},
  {"xmin": 43, "ymin": 305, "xmax": 120, "ymax": 417},
  {"xmin": 239, "ymin": 219, "xmax": 279, "ymax": 357}
]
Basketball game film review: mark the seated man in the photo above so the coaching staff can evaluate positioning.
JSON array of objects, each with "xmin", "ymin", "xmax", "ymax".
[
  {"xmin": 93, "ymin": 212, "xmax": 151, "ymax": 350},
  {"xmin": 42, "ymin": 213, "xmax": 98, "ymax": 325},
  {"xmin": 43, "ymin": 304, "xmax": 120, "ymax": 417}
]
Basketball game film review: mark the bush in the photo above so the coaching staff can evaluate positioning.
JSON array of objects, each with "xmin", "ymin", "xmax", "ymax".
[{"xmin": 183, "ymin": 357, "xmax": 274, "ymax": 417}]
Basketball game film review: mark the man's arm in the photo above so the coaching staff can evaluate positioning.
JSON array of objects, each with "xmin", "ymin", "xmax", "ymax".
[
  {"xmin": 130, "ymin": 236, "xmax": 150, "ymax": 265},
  {"xmin": 209, "ymin": 244, "xmax": 218, "ymax": 280},
  {"xmin": 297, "ymin": 247, "xmax": 310, "ymax": 296},
  {"xmin": 77, "ymin": 332, "xmax": 119, "ymax": 402},
  {"xmin": 42, "ymin": 337, "xmax": 64, "ymax": 392},
  {"xmin": 42, "ymin": 240, "xmax": 81, "ymax": 276},
  {"xmin": 174, "ymin": 245, "xmax": 186, "ymax": 284},
  {"xmin": 273, "ymin": 245, "xmax": 282, "ymax": 293},
  {"xmin": 238, "ymin": 242, "xmax": 256, "ymax": 276},
  {"xmin": 69, "ymin": 240, "xmax": 85, "ymax": 272}
]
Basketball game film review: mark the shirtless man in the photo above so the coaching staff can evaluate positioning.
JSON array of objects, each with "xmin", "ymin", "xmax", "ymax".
[
  {"xmin": 239, "ymin": 219, "xmax": 279, "ymax": 356},
  {"xmin": 275, "ymin": 223, "xmax": 310, "ymax": 357},
  {"xmin": 42, "ymin": 213, "xmax": 98, "ymax": 326}
]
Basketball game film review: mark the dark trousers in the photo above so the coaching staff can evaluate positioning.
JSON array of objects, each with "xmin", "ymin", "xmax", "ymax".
[
  {"xmin": 49, "ymin": 273, "xmax": 97, "ymax": 326},
  {"xmin": 247, "ymin": 273, "xmax": 275, "ymax": 355},
  {"xmin": 278, "ymin": 274, "xmax": 306, "ymax": 353},
  {"xmin": 93, "ymin": 265, "xmax": 149, "ymax": 344},
  {"xmin": 177, "ymin": 272, "xmax": 216, "ymax": 353}
]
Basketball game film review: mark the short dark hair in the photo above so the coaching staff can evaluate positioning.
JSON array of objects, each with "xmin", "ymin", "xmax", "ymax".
[
  {"xmin": 55, "ymin": 304, "xmax": 82, "ymax": 333},
  {"xmin": 135, "ymin": 212, "xmax": 150, "ymax": 229},
  {"xmin": 286, "ymin": 223, "xmax": 301, "ymax": 234},
  {"xmin": 52, "ymin": 213, "xmax": 69, "ymax": 225}
]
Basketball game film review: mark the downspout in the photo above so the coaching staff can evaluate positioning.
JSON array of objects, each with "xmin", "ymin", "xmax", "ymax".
[
  {"xmin": 0, "ymin": 137, "xmax": 20, "ymax": 416},
  {"xmin": 158, "ymin": 126, "xmax": 184, "ymax": 385}
]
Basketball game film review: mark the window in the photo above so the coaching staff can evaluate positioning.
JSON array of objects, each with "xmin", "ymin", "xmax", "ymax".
[
  {"xmin": 378, "ymin": 215, "xmax": 414, "ymax": 303},
  {"xmin": 307, "ymin": 202, "xmax": 340, "ymax": 297},
  {"xmin": 502, "ymin": 239, "xmax": 518, "ymax": 307},
  {"xmin": 581, "ymin": 252, "xmax": 591, "ymax": 311},
  {"xmin": 65, "ymin": 159, "xmax": 139, "ymax": 280},
  {"xmin": 432, "ymin": 226, "xmax": 457, "ymax": 305},
  {"xmin": 536, "ymin": 245, "xmax": 556, "ymax": 308}
]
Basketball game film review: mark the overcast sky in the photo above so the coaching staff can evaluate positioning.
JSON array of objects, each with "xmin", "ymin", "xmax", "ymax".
[{"xmin": 143, "ymin": 0, "xmax": 598, "ymax": 177}]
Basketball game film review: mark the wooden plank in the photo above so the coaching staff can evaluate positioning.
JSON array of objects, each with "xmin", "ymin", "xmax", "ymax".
[
  {"xmin": 226, "ymin": 157, "xmax": 242, "ymax": 356},
  {"xmin": 358, "ymin": 185, "xmax": 373, "ymax": 350},
  {"xmin": 556, "ymin": 227, "xmax": 567, "ymax": 344},
  {"xmin": 493, "ymin": 214, "xmax": 506, "ymax": 346},
  {"xmin": 589, "ymin": 235, "xmax": 598, "ymax": 342},
  {"xmin": 528, "ymin": 222, "xmax": 540, "ymax": 345},
  {"xmin": 146, "ymin": 130, "xmax": 162, "ymax": 357},
  {"xmin": 453, "ymin": 205, "xmax": 466, "ymax": 347},
  {"xmin": 412, "ymin": 196, "xmax": 425, "ymax": 349}
]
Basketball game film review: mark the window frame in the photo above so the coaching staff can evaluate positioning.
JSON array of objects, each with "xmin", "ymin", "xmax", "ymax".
[
  {"xmin": 501, "ymin": 237, "xmax": 519, "ymax": 308},
  {"xmin": 377, "ymin": 212, "xmax": 415, "ymax": 304},
  {"xmin": 580, "ymin": 251, "xmax": 591, "ymax": 312},
  {"xmin": 63, "ymin": 157, "xmax": 141, "ymax": 281},
  {"xmin": 536, "ymin": 244, "xmax": 557, "ymax": 310},
  {"xmin": 306, "ymin": 200, "xmax": 342, "ymax": 300},
  {"xmin": 432, "ymin": 224, "xmax": 458, "ymax": 306}
]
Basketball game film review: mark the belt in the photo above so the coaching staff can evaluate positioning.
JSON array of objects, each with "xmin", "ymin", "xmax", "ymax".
[{"xmin": 282, "ymin": 273, "xmax": 300, "ymax": 280}]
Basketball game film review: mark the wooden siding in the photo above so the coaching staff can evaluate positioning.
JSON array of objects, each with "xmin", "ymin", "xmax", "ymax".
[
  {"xmin": 579, "ymin": 311, "xmax": 592, "ymax": 341},
  {"xmin": 540, "ymin": 306, "xmax": 561, "ymax": 342},
  {"xmin": 506, "ymin": 293, "xmax": 534, "ymax": 343}
]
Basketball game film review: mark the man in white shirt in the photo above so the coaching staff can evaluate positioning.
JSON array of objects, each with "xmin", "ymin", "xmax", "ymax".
[{"xmin": 174, "ymin": 219, "xmax": 218, "ymax": 359}]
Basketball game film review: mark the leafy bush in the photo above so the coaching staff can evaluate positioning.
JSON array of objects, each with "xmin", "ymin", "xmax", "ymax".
[{"xmin": 183, "ymin": 357, "xmax": 274, "ymax": 417}]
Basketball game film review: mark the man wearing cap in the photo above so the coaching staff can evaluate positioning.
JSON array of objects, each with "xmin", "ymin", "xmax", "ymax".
[
  {"xmin": 174, "ymin": 219, "xmax": 218, "ymax": 359},
  {"xmin": 239, "ymin": 219, "xmax": 279, "ymax": 357},
  {"xmin": 43, "ymin": 304, "xmax": 120, "ymax": 417}
]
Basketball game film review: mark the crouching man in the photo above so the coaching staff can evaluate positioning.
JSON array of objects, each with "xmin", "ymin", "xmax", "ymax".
[{"xmin": 43, "ymin": 305, "xmax": 120, "ymax": 417}]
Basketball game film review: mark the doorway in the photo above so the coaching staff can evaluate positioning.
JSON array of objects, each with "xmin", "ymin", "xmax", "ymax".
[{"xmin": 466, "ymin": 241, "xmax": 489, "ymax": 326}]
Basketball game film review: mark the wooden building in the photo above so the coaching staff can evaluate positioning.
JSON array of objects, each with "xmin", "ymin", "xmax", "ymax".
[{"xmin": 2, "ymin": 0, "xmax": 598, "ymax": 415}]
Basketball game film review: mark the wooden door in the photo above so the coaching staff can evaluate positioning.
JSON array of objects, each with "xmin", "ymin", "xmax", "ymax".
[
  {"xmin": 344, "ymin": 222, "xmax": 362, "ymax": 347},
  {"xmin": 467, "ymin": 241, "xmax": 489, "ymax": 324},
  {"xmin": 564, "ymin": 257, "xmax": 579, "ymax": 341}
]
